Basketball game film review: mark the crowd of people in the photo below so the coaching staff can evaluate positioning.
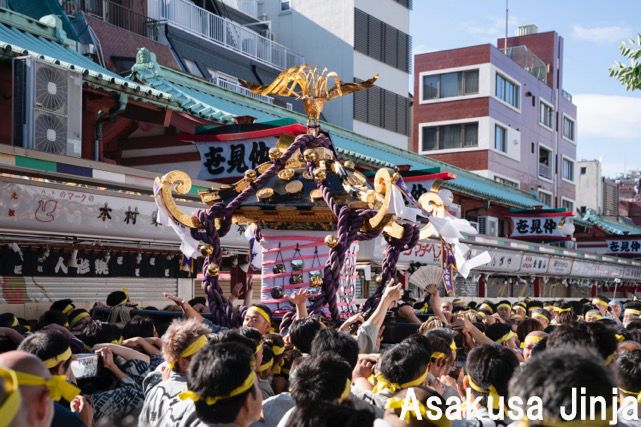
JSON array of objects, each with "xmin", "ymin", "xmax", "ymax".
[{"xmin": 0, "ymin": 283, "xmax": 640, "ymax": 427}]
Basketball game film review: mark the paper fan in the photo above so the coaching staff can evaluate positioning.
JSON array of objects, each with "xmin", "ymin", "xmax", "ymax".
[{"xmin": 409, "ymin": 265, "xmax": 443, "ymax": 290}]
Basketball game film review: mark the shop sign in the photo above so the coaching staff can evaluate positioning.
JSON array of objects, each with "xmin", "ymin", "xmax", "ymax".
[
  {"xmin": 520, "ymin": 254, "xmax": 549, "ymax": 274},
  {"xmin": 196, "ymin": 137, "xmax": 275, "ymax": 180},
  {"xmin": 605, "ymin": 238, "xmax": 641, "ymax": 255},
  {"xmin": 547, "ymin": 258, "xmax": 573, "ymax": 275},
  {"xmin": 510, "ymin": 215, "xmax": 573, "ymax": 240}
]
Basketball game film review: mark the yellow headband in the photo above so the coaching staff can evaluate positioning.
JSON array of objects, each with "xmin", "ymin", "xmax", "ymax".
[
  {"xmin": 340, "ymin": 378, "xmax": 351, "ymax": 401},
  {"xmin": 248, "ymin": 306, "xmax": 271, "ymax": 325},
  {"xmin": 497, "ymin": 303, "xmax": 512, "ymax": 310},
  {"xmin": 524, "ymin": 335, "xmax": 544, "ymax": 347},
  {"xmin": 62, "ymin": 304, "xmax": 74, "ymax": 315},
  {"xmin": 431, "ymin": 352, "xmax": 447, "ymax": 360},
  {"xmin": 169, "ymin": 335, "xmax": 208, "ymax": 370},
  {"xmin": 592, "ymin": 298, "xmax": 608, "ymax": 309},
  {"xmin": 271, "ymin": 345, "xmax": 285, "ymax": 356},
  {"xmin": 255, "ymin": 342, "xmax": 263, "ymax": 355},
  {"xmin": 478, "ymin": 312, "xmax": 487, "ymax": 318},
  {"xmin": 179, "ymin": 370, "xmax": 256, "ymax": 405},
  {"xmin": 385, "ymin": 396, "xmax": 452, "ymax": 427},
  {"xmin": 586, "ymin": 312, "xmax": 603, "ymax": 320},
  {"xmin": 496, "ymin": 330, "xmax": 516, "ymax": 345},
  {"xmin": 619, "ymin": 387, "xmax": 641, "ymax": 403},
  {"xmin": 450, "ymin": 341, "xmax": 456, "ymax": 352},
  {"xmin": 10, "ymin": 317, "xmax": 18, "ymax": 328},
  {"xmin": 15, "ymin": 371, "xmax": 80, "ymax": 402},
  {"xmin": 533, "ymin": 312, "xmax": 549, "ymax": 321},
  {"xmin": 42, "ymin": 347, "xmax": 72, "ymax": 369},
  {"xmin": 604, "ymin": 352, "xmax": 617, "ymax": 366},
  {"xmin": 118, "ymin": 288, "xmax": 129, "ymax": 306},
  {"xmin": 556, "ymin": 307, "xmax": 572, "ymax": 313},
  {"xmin": 624, "ymin": 308, "xmax": 641, "ymax": 316},
  {"xmin": 372, "ymin": 368, "xmax": 429, "ymax": 395},
  {"xmin": 0, "ymin": 367, "xmax": 21, "ymax": 425},
  {"xmin": 111, "ymin": 337, "xmax": 123, "ymax": 345},
  {"xmin": 480, "ymin": 303, "xmax": 494, "ymax": 313},
  {"xmin": 468, "ymin": 376, "xmax": 502, "ymax": 410},
  {"xmin": 615, "ymin": 334, "xmax": 625, "ymax": 343},
  {"xmin": 258, "ymin": 359, "xmax": 274, "ymax": 372},
  {"xmin": 69, "ymin": 312, "xmax": 90, "ymax": 328}
]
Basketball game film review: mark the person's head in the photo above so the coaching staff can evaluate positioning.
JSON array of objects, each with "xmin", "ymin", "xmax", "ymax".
[
  {"xmin": 18, "ymin": 331, "xmax": 72, "ymax": 376},
  {"xmin": 290, "ymin": 354, "xmax": 352, "ymax": 407},
  {"xmin": 614, "ymin": 349, "xmax": 641, "ymax": 402},
  {"xmin": 123, "ymin": 317, "xmax": 157, "ymax": 339},
  {"xmin": 378, "ymin": 341, "xmax": 429, "ymax": 393},
  {"xmin": 284, "ymin": 401, "xmax": 375, "ymax": 427},
  {"xmin": 592, "ymin": 296, "xmax": 610, "ymax": 316},
  {"xmin": 420, "ymin": 333, "xmax": 450, "ymax": 377},
  {"xmin": 49, "ymin": 299, "xmax": 74, "ymax": 316},
  {"xmin": 67, "ymin": 309, "xmax": 91, "ymax": 331},
  {"xmin": 242, "ymin": 305, "xmax": 272, "ymax": 335},
  {"xmin": 484, "ymin": 323, "xmax": 517, "ymax": 349},
  {"xmin": 79, "ymin": 320, "xmax": 122, "ymax": 347},
  {"xmin": 37, "ymin": 310, "xmax": 68, "ymax": 330},
  {"xmin": 509, "ymin": 347, "xmax": 615, "ymax": 423},
  {"xmin": 289, "ymin": 317, "xmax": 322, "ymax": 354},
  {"xmin": 382, "ymin": 386, "xmax": 449, "ymax": 427},
  {"xmin": 609, "ymin": 300, "xmax": 623, "ymax": 319},
  {"xmin": 465, "ymin": 344, "xmax": 518, "ymax": 409},
  {"xmin": 258, "ymin": 345, "xmax": 274, "ymax": 379},
  {"xmin": 188, "ymin": 297, "xmax": 209, "ymax": 314},
  {"xmin": 623, "ymin": 302, "xmax": 641, "ymax": 327},
  {"xmin": 0, "ymin": 351, "xmax": 54, "ymax": 427},
  {"xmin": 547, "ymin": 322, "xmax": 618, "ymax": 364},
  {"xmin": 440, "ymin": 300, "xmax": 452, "ymax": 314},
  {"xmin": 478, "ymin": 300, "xmax": 495, "ymax": 315},
  {"xmin": 161, "ymin": 318, "xmax": 210, "ymax": 375},
  {"xmin": 513, "ymin": 301, "xmax": 527, "ymax": 317},
  {"xmin": 106, "ymin": 290, "xmax": 128, "ymax": 307},
  {"xmin": 585, "ymin": 309, "xmax": 603, "ymax": 323},
  {"xmin": 522, "ymin": 331, "xmax": 547, "ymax": 361},
  {"xmin": 516, "ymin": 318, "xmax": 543, "ymax": 344},
  {"xmin": 554, "ymin": 302, "xmax": 575, "ymax": 325},
  {"xmin": 184, "ymin": 341, "xmax": 261, "ymax": 427},
  {"xmin": 496, "ymin": 300, "xmax": 512, "ymax": 321},
  {"xmin": 310, "ymin": 329, "xmax": 359, "ymax": 370},
  {"xmin": 531, "ymin": 308, "xmax": 551, "ymax": 329}
]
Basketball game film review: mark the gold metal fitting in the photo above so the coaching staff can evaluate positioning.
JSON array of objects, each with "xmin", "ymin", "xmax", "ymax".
[
  {"xmin": 269, "ymin": 147, "xmax": 282, "ymax": 161},
  {"xmin": 206, "ymin": 263, "xmax": 220, "ymax": 276},
  {"xmin": 303, "ymin": 149, "xmax": 318, "ymax": 163},
  {"xmin": 324, "ymin": 234, "xmax": 339, "ymax": 249},
  {"xmin": 244, "ymin": 169, "xmax": 257, "ymax": 182},
  {"xmin": 344, "ymin": 160, "xmax": 355, "ymax": 169},
  {"xmin": 313, "ymin": 167, "xmax": 327, "ymax": 182},
  {"xmin": 199, "ymin": 244, "xmax": 214, "ymax": 257}
]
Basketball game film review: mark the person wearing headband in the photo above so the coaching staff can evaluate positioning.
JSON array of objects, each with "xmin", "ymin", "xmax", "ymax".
[
  {"xmin": 522, "ymin": 331, "xmax": 547, "ymax": 362},
  {"xmin": 139, "ymin": 318, "xmax": 210, "ymax": 427},
  {"xmin": 462, "ymin": 344, "xmax": 518, "ymax": 424},
  {"xmin": 485, "ymin": 323, "xmax": 518, "ymax": 349},
  {"xmin": 585, "ymin": 309, "xmax": 604, "ymax": 323},
  {"xmin": 513, "ymin": 301, "xmax": 528, "ymax": 318},
  {"xmin": 531, "ymin": 308, "xmax": 552, "ymax": 329},
  {"xmin": 243, "ymin": 304, "xmax": 273, "ymax": 336},
  {"xmin": 50, "ymin": 300, "xmax": 75, "ymax": 316},
  {"xmin": 256, "ymin": 345, "xmax": 275, "ymax": 399},
  {"xmin": 106, "ymin": 290, "xmax": 129, "ymax": 308},
  {"xmin": 592, "ymin": 296, "xmax": 610, "ymax": 317},
  {"xmin": 0, "ymin": 364, "xmax": 28, "ymax": 427},
  {"xmin": 382, "ymin": 385, "xmax": 451, "ymax": 427},
  {"xmin": 509, "ymin": 347, "xmax": 617, "ymax": 426},
  {"xmin": 495, "ymin": 300, "xmax": 513, "ymax": 322},
  {"xmin": 288, "ymin": 317, "xmax": 322, "ymax": 354},
  {"xmin": 613, "ymin": 349, "xmax": 641, "ymax": 419},
  {"xmin": 181, "ymin": 341, "xmax": 262, "ymax": 427},
  {"xmin": 608, "ymin": 300, "xmax": 624, "ymax": 322},
  {"xmin": 623, "ymin": 302, "xmax": 641, "ymax": 328},
  {"xmin": 66, "ymin": 309, "xmax": 91, "ymax": 334},
  {"xmin": 546, "ymin": 322, "xmax": 618, "ymax": 365}
]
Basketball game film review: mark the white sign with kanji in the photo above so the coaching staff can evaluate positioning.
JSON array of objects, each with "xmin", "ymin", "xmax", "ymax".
[
  {"xmin": 520, "ymin": 254, "xmax": 550, "ymax": 273},
  {"xmin": 605, "ymin": 239, "xmax": 641, "ymax": 255},
  {"xmin": 510, "ymin": 216, "xmax": 571, "ymax": 239},
  {"xmin": 196, "ymin": 137, "xmax": 276, "ymax": 180}
]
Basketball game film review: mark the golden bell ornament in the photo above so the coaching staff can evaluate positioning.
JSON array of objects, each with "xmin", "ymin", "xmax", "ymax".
[
  {"xmin": 324, "ymin": 235, "xmax": 339, "ymax": 249},
  {"xmin": 244, "ymin": 169, "xmax": 257, "ymax": 182},
  {"xmin": 303, "ymin": 149, "xmax": 318, "ymax": 163},
  {"xmin": 199, "ymin": 244, "xmax": 214, "ymax": 257},
  {"xmin": 310, "ymin": 274, "xmax": 324, "ymax": 287},
  {"xmin": 269, "ymin": 148, "xmax": 282, "ymax": 161},
  {"xmin": 207, "ymin": 263, "xmax": 220, "ymax": 277},
  {"xmin": 313, "ymin": 167, "xmax": 327, "ymax": 182}
]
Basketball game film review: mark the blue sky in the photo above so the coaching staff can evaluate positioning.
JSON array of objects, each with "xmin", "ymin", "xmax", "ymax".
[{"xmin": 410, "ymin": 0, "xmax": 641, "ymax": 178}]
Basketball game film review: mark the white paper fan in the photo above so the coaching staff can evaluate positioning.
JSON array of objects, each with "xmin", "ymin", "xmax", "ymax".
[{"xmin": 409, "ymin": 265, "xmax": 443, "ymax": 290}]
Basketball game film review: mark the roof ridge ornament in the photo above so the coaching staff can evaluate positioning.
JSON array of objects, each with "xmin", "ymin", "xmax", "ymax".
[
  {"xmin": 132, "ymin": 47, "xmax": 161, "ymax": 77},
  {"xmin": 239, "ymin": 65, "xmax": 378, "ymax": 136}
]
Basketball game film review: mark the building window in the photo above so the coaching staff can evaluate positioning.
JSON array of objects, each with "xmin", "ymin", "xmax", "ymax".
[
  {"xmin": 183, "ymin": 58, "xmax": 203, "ymax": 78},
  {"xmin": 393, "ymin": 0, "xmax": 413, "ymax": 9},
  {"xmin": 539, "ymin": 145, "xmax": 552, "ymax": 179},
  {"xmin": 495, "ymin": 73, "xmax": 520, "ymax": 109},
  {"xmin": 539, "ymin": 101, "xmax": 553, "ymax": 128},
  {"xmin": 562, "ymin": 158, "xmax": 575, "ymax": 182},
  {"xmin": 280, "ymin": 0, "xmax": 290, "ymax": 11},
  {"xmin": 354, "ymin": 9, "xmax": 411, "ymax": 72},
  {"xmin": 538, "ymin": 191, "xmax": 553, "ymax": 206},
  {"xmin": 494, "ymin": 176, "xmax": 519, "ymax": 188},
  {"xmin": 353, "ymin": 82, "xmax": 410, "ymax": 135},
  {"xmin": 563, "ymin": 116, "xmax": 575, "ymax": 141},
  {"xmin": 494, "ymin": 124, "xmax": 507, "ymax": 152},
  {"xmin": 422, "ymin": 70, "xmax": 479, "ymax": 100},
  {"xmin": 562, "ymin": 199, "xmax": 575, "ymax": 213},
  {"xmin": 421, "ymin": 122, "xmax": 478, "ymax": 151},
  {"xmin": 580, "ymin": 167, "xmax": 587, "ymax": 175}
]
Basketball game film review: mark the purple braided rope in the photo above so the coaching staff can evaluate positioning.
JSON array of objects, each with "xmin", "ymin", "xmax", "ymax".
[
  {"xmin": 278, "ymin": 310, "xmax": 296, "ymax": 336},
  {"xmin": 361, "ymin": 223, "xmax": 421, "ymax": 312}
]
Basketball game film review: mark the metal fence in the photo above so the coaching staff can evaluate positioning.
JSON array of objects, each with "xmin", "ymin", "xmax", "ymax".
[{"xmin": 64, "ymin": 0, "xmax": 159, "ymax": 39}]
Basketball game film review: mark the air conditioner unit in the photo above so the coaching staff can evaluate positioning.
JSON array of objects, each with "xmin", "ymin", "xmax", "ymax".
[
  {"xmin": 12, "ymin": 57, "xmax": 82, "ymax": 157},
  {"xmin": 478, "ymin": 216, "xmax": 499, "ymax": 236},
  {"xmin": 468, "ymin": 221, "xmax": 480, "ymax": 232}
]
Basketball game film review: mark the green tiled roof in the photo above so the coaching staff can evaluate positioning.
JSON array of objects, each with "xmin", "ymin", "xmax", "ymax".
[
  {"xmin": 577, "ymin": 209, "xmax": 641, "ymax": 235},
  {"xmin": 130, "ymin": 50, "xmax": 544, "ymax": 209}
]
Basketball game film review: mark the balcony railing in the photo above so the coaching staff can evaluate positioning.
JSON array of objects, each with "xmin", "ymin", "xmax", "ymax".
[
  {"xmin": 64, "ymin": 0, "xmax": 159, "ymax": 39},
  {"xmin": 539, "ymin": 163, "xmax": 551, "ymax": 180},
  {"xmin": 501, "ymin": 45, "xmax": 547, "ymax": 83},
  {"xmin": 210, "ymin": 75, "xmax": 293, "ymax": 110},
  {"xmin": 147, "ymin": 0, "xmax": 304, "ymax": 71},
  {"xmin": 218, "ymin": 0, "xmax": 258, "ymax": 18}
]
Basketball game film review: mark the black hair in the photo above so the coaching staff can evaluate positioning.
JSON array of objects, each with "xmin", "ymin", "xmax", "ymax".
[
  {"xmin": 37, "ymin": 310, "xmax": 68, "ymax": 330},
  {"xmin": 249, "ymin": 304, "xmax": 273, "ymax": 320},
  {"xmin": 484, "ymin": 323, "xmax": 513, "ymax": 343},
  {"xmin": 209, "ymin": 329, "xmax": 256, "ymax": 351},
  {"xmin": 379, "ymin": 341, "xmax": 429, "ymax": 384},
  {"xmin": 0, "ymin": 337, "xmax": 18, "ymax": 353},
  {"xmin": 79, "ymin": 321, "xmax": 122, "ymax": 347},
  {"xmin": 188, "ymin": 297, "xmax": 207, "ymax": 307},
  {"xmin": 509, "ymin": 347, "xmax": 614, "ymax": 420},
  {"xmin": 555, "ymin": 302, "xmax": 576, "ymax": 325},
  {"xmin": 403, "ymin": 333, "xmax": 433, "ymax": 358},
  {"xmin": 0, "ymin": 313, "xmax": 16, "ymax": 328},
  {"xmin": 530, "ymin": 336, "xmax": 547, "ymax": 357},
  {"xmin": 622, "ymin": 329, "xmax": 641, "ymax": 344},
  {"xmin": 496, "ymin": 300, "xmax": 512, "ymax": 310},
  {"xmin": 67, "ymin": 309, "xmax": 90, "ymax": 328},
  {"xmin": 122, "ymin": 317, "xmax": 156, "ymax": 339},
  {"xmin": 626, "ymin": 319, "xmax": 641, "ymax": 331},
  {"xmin": 284, "ymin": 401, "xmax": 374, "ymax": 427},
  {"xmin": 614, "ymin": 349, "xmax": 641, "ymax": 393},
  {"xmin": 466, "ymin": 344, "xmax": 518, "ymax": 399},
  {"xmin": 419, "ymin": 332, "xmax": 449, "ymax": 361},
  {"xmin": 546, "ymin": 322, "xmax": 617, "ymax": 361},
  {"xmin": 478, "ymin": 300, "xmax": 495, "ymax": 314},
  {"xmin": 289, "ymin": 317, "xmax": 322, "ymax": 354},
  {"xmin": 516, "ymin": 318, "xmax": 543, "ymax": 343},
  {"xmin": 188, "ymin": 341, "xmax": 257, "ymax": 424},
  {"xmin": 106, "ymin": 290, "xmax": 128, "ymax": 307},
  {"xmin": 18, "ymin": 330, "xmax": 71, "ymax": 372},
  {"xmin": 264, "ymin": 333, "xmax": 285, "ymax": 350},
  {"xmin": 310, "ymin": 329, "xmax": 359, "ymax": 370},
  {"xmin": 237, "ymin": 327, "xmax": 262, "ymax": 351},
  {"xmin": 50, "ymin": 299, "xmax": 74, "ymax": 313},
  {"xmin": 289, "ymin": 354, "xmax": 352, "ymax": 407}
]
